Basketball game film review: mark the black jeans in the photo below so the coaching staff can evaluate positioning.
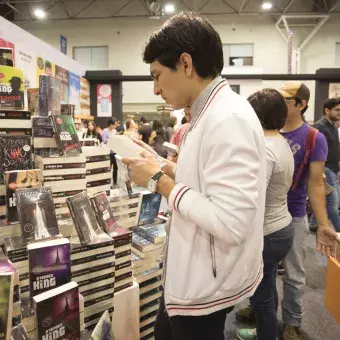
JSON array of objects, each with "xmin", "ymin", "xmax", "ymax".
[
  {"xmin": 110, "ymin": 152, "xmax": 118, "ymax": 185},
  {"xmin": 250, "ymin": 223, "xmax": 294, "ymax": 340},
  {"xmin": 154, "ymin": 294, "xmax": 233, "ymax": 340}
]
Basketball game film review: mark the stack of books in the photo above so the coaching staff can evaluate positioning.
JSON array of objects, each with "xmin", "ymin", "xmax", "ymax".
[
  {"xmin": 0, "ymin": 109, "xmax": 32, "ymax": 136},
  {"xmin": 111, "ymin": 227, "xmax": 133, "ymax": 294},
  {"xmin": 35, "ymin": 154, "xmax": 87, "ymax": 220},
  {"xmin": 83, "ymin": 146, "xmax": 112, "ymax": 196},
  {"xmin": 70, "ymin": 233, "xmax": 115, "ymax": 331}
]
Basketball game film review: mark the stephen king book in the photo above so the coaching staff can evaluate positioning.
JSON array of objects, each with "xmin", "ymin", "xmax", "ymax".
[
  {"xmin": 67, "ymin": 192, "xmax": 103, "ymax": 245},
  {"xmin": 0, "ymin": 66, "xmax": 24, "ymax": 109},
  {"xmin": 51, "ymin": 115, "xmax": 81, "ymax": 157},
  {"xmin": 91, "ymin": 310, "xmax": 115, "ymax": 340},
  {"xmin": 33, "ymin": 281, "xmax": 80, "ymax": 340},
  {"xmin": 0, "ymin": 260, "xmax": 15, "ymax": 340},
  {"xmin": 137, "ymin": 192, "xmax": 162, "ymax": 226},
  {"xmin": 5, "ymin": 169, "xmax": 41, "ymax": 223},
  {"xmin": 0, "ymin": 135, "xmax": 32, "ymax": 184},
  {"xmin": 90, "ymin": 192, "xmax": 118, "ymax": 236},
  {"xmin": 38, "ymin": 75, "xmax": 61, "ymax": 116},
  {"xmin": 15, "ymin": 187, "xmax": 60, "ymax": 243},
  {"xmin": 28, "ymin": 238, "xmax": 71, "ymax": 300}
]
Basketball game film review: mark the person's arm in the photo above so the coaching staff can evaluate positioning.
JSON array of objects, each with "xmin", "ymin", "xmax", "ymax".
[
  {"xmin": 265, "ymin": 147, "xmax": 275, "ymax": 189},
  {"xmin": 101, "ymin": 130, "xmax": 109, "ymax": 144}
]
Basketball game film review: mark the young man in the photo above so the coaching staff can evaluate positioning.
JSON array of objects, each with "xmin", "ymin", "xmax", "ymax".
[
  {"xmin": 138, "ymin": 116, "xmax": 153, "ymax": 144},
  {"xmin": 122, "ymin": 12, "xmax": 267, "ymax": 340},
  {"xmin": 236, "ymin": 82, "xmax": 340, "ymax": 340},
  {"xmin": 312, "ymin": 98, "xmax": 340, "ymax": 232}
]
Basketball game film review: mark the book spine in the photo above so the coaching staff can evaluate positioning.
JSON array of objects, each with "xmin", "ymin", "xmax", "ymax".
[{"xmin": 66, "ymin": 198, "xmax": 85, "ymax": 243}]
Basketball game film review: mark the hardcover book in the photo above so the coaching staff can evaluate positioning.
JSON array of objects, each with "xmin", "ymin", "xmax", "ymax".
[
  {"xmin": 67, "ymin": 192, "xmax": 103, "ymax": 245},
  {"xmin": 15, "ymin": 187, "xmax": 60, "ymax": 243},
  {"xmin": 28, "ymin": 238, "xmax": 71, "ymax": 299},
  {"xmin": 51, "ymin": 115, "xmax": 81, "ymax": 157},
  {"xmin": 91, "ymin": 310, "xmax": 115, "ymax": 340},
  {"xmin": 33, "ymin": 281, "xmax": 80, "ymax": 340},
  {"xmin": 132, "ymin": 234, "xmax": 162, "ymax": 253},
  {"xmin": 5, "ymin": 169, "xmax": 41, "ymax": 223},
  {"xmin": 137, "ymin": 192, "xmax": 162, "ymax": 226},
  {"xmin": 38, "ymin": 75, "xmax": 61, "ymax": 116},
  {"xmin": 135, "ymin": 223, "xmax": 166, "ymax": 244},
  {"xmin": 0, "ymin": 135, "xmax": 32, "ymax": 184},
  {"xmin": 27, "ymin": 88, "xmax": 39, "ymax": 116},
  {"xmin": 90, "ymin": 192, "xmax": 118, "ymax": 236},
  {"xmin": 0, "ymin": 260, "xmax": 15, "ymax": 340},
  {"xmin": 0, "ymin": 66, "xmax": 24, "ymax": 109}
]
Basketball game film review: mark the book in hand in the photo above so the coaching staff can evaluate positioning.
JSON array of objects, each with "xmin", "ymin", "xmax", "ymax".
[
  {"xmin": 38, "ymin": 75, "xmax": 61, "ymax": 116},
  {"xmin": 90, "ymin": 192, "xmax": 118, "ymax": 236},
  {"xmin": 51, "ymin": 115, "xmax": 81, "ymax": 157},
  {"xmin": 0, "ymin": 260, "xmax": 15, "ymax": 340},
  {"xmin": 67, "ymin": 192, "xmax": 103, "ymax": 245},
  {"xmin": 91, "ymin": 310, "xmax": 115, "ymax": 340},
  {"xmin": 0, "ymin": 135, "xmax": 32, "ymax": 184},
  {"xmin": 33, "ymin": 281, "xmax": 80, "ymax": 340},
  {"xmin": 16, "ymin": 187, "xmax": 60, "ymax": 243},
  {"xmin": 5, "ymin": 169, "xmax": 41, "ymax": 223},
  {"xmin": 28, "ymin": 238, "xmax": 71, "ymax": 300}
]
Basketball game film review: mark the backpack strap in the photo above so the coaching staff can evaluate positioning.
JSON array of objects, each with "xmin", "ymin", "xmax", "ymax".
[{"xmin": 291, "ymin": 127, "xmax": 318, "ymax": 192}]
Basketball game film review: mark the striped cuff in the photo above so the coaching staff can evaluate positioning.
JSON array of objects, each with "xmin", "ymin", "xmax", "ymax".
[{"xmin": 168, "ymin": 183, "xmax": 191, "ymax": 213}]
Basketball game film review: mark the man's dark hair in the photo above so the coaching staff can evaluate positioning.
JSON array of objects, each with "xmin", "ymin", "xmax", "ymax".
[
  {"xmin": 153, "ymin": 119, "xmax": 165, "ymax": 136},
  {"xmin": 143, "ymin": 12, "xmax": 223, "ymax": 79},
  {"xmin": 323, "ymin": 97, "xmax": 340, "ymax": 115},
  {"xmin": 107, "ymin": 117, "xmax": 118, "ymax": 126},
  {"xmin": 140, "ymin": 116, "xmax": 148, "ymax": 124},
  {"xmin": 181, "ymin": 116, "xmax": 187, "ymax": 125},
  {"xmin": 248, "ymin": 89, "xmax": 288, "ymax": 130}
]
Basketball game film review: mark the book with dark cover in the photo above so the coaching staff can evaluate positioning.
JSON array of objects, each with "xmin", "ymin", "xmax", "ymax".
[
  {"xmin": 16, "ymin": 187, "xmax": 60, "ymax": 243},
  {"xmin": 38, "ymin": 75, "xmax": 61, "ymax": 116},
  {"xmin": 91, "ymin": 310, "xmax": 115, "ymax": 340},
  {"xmin": 3, "ymin": 236, "xmax": 27, "ymax": 258},
  {"xmin": 32, "ymin": 116, "xmax": 52, "ymax": 128},
  {"xmin": 0, "ymin": 260, "xmax": 15, "ymax": 340},
  {"xmin": 28, "ymin": 238, "xmax": 71, "ymax": 300},
  {"xmin": 137, "ymin": 193, "xmax": 162, "ymax": 226},
  {"xmin": 135, "ymin": 223, "xmax": 166, "ymax": 244},
  {"xmin": 0, "ymin": 135, "xmax": 32, "ymax": 184},
  {"xmin": 66, "ymin": 192, "xmax": 103, "ymax": 245},
  {"xmin": 132, "ymin": 234, "xmax": 162, "ymax": 253},
  {"xmin": 61, "ymin": 104, "xmax": 75, "ymax": 116},
  {"xmin": 90, "ymin": 192, "xmax": 118, "ymax": 236},
  {"xmin": 51, "ymin": 115, "xmax": 81, "ymax": 157},
  {"xmin": 5, "ymin": 169, "xmax": 41, "ymax": 223},
  {"xmin": 27, "ymin": 88, "xmax": 39, "ymax": 116},
  {"xmin": 33, "ymin": 281, "xmax": 80, "ymax": 340},
  {"xmin": 11, "ymin": 323, "xmax": 29, "ymax": 340},
  {"xmin": 0, "ymin": 110, "xmax": 30, "ymax": 120}
]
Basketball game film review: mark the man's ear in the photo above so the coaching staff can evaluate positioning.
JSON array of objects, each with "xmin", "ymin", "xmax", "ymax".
[
  {"xmin": 300, "ymin": 100, "xmax": 307, "ymax": 111},
  {"xmin": 179, "ymin": 53, "xmax": 194, "ymax": 77}
]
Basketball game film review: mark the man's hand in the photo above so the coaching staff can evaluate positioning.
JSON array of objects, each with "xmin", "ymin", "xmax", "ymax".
[
  {"xmin": 122, "ymin": 151, "xmax": 161, "ymax": 188},
  {"xmin": 316, "ymin": 227, "xmax": 340, "ymax": 257}
]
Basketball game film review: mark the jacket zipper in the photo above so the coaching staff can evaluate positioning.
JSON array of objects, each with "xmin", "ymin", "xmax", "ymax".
[{"xmin": 210, "ymin": 234, "xmax": 217, "ymax": 278}]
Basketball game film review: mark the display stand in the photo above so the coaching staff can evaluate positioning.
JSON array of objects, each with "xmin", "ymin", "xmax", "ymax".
[
  {"xmin": 113, "ymin": 280, "xmax": 140, "ymax": 340},
  {"xmin": 325, "ymin": 256, "xmax": 340, "ymax": 324}
]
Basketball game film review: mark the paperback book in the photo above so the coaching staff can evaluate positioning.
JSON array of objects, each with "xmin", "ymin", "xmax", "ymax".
[
  {"xmin": 137, "ymin": 192, "xmax": 162, "ymax": 226},
  {"xmin": 0, "ymin": 135, "xmax": 32, "ymax": 184},
  {"xmin": 27, "ymin": 88, "xmax": 39, "ymax": 115},
  {"xmin": 67, "ymin": 192, "xmax": 103, "ymax": 245},
  {"xmin": 5, "ymin": 169, "xmax": 41, "ymax": 223},
  {"xmin": 28, "ymin": 238, "xmax": 71, "ymax": 299},
  {"xmin": 91, "ymin": 310, "xmax": 115, "ymax": 340},
  {"xmin": 135, "ymin": 223, "xmax": 166, "ymax": 244},
  {"xmin": 51, "ymin": 115, "xmax": 81, "ymax": 156},
  {"xmin": 16, "ymin": 187, "xmax": 60, "ymax": 243},
  {"xmin": 38, "ymin": 75, "xmax": 61, "ymax": 116},
  {"xmin": 33, "ymin": 281, "xmax": 80, "ymax": 340}
]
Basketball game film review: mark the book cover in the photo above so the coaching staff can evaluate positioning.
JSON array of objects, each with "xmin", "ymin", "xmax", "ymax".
[
  {"xmin": 91, "ymin": 310, "xmax": 115, "ymax": 340},
  {"xmin": 16, "ymin": 187, "xmax": 60, "ymax": 243},
  {"xmin": 38, "ymin": 75, "xmax": 61, "ymax": 116},
  {"xmin": 0, "ymin": 66, "xmax": 24, "ymax": 109},
  {"xmin": 67, "ymin": 192, "xmax": 103, "ymax": 245},
  {"xmin": 32, "ymin": 116, "xmax": 52, "ymax": 128},
  {"xmin": 90, "ymin": 192, "xmax": 118, "ymax": 236},
  {"xmin": 0, "ymin": 135, "xmax": 32, "ymax": 184},
  {"xmin": 51, "ymin": 115, "xmax": 81, "ymax": 157},
  {"xmin": 33, "ymin": 281, "xmax": 80, "ymax": 340},
  {"xmin": 11, "ymin": 323, "xmax": 29, "ymax": 340},
  {"xmin": 55, "ymin": 66, "xmax": 69, "ymax": 105},
  {"xmin": 135, "ymin": 223, "xmax": 166, "ymax": 244},
  {"xmin": 0, "ymin": 260, "xmax": 15, "ymax": 340},
  {"xmin": 137, "ymin": 193, "xmax": 162, "ymax": 226},
  {"xmin": 28, "ymin": 238, "xmax": 71, "ymax": 300},
  {"xmin": 5, "ymin": 169, "xmax": 41, "ymax": 223},
  {"xmin": 27, "ymin": 88, "xmax": 39, "ymax": 116}
]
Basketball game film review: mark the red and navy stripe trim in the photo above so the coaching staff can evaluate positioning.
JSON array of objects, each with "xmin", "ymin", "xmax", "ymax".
[{"xmin": 173, "ymin": 185, "xmax": 190, "ymax": 213}]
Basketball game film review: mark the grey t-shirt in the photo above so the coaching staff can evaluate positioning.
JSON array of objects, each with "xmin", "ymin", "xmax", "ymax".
[{"xmin": 264, "ymin": 136, "xmax": 294, "ymax": 236}]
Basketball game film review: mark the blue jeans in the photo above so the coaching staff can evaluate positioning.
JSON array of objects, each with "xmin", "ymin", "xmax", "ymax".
[
  {"xmin": 250, "ymin": 223, "xmax": 294, "ymax": 340},
  {"xmin": 310, "ymin": 167, "xmax": 340, "ymax": 232}
]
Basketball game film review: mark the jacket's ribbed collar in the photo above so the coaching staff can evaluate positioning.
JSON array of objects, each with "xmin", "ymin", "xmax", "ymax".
[{"xmin": 190, "ymin": 76, "xmax": 225, "ymax": 123}]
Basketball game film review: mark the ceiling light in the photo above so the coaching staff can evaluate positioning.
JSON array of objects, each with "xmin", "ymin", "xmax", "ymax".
[
  {"xmin": 164, "ymin": 3, "xmax": 175, "ymax": 14},
  {"xmin": 262, "ymin": 2, "xmax": 272, "ymax": 10},
  {"xmin": 34, "ymin": 8, "xmax": 46, "ymax": 19}
]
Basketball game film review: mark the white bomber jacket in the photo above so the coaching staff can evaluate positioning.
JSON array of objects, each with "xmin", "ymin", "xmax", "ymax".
[{"xmin": 164, "ymin": 77, "xmax": 266, "ymax": 317}]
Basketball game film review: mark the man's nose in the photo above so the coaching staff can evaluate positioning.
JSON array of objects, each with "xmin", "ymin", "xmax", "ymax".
[{"xmin": 154, "ymin": 81, "xmax": 161, "ymax": 96}]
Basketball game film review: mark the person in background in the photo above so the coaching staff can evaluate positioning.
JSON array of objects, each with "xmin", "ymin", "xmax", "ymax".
[
  {"xmin": 139, "ymin": 116, "xmax": 153, "ymax": 144},
  {"xmin": 236, "ymin": 89, "xmax": 294, "ymax": 340},
  {"xmin": 236, "ymin": 82, "xmax": 340, "ymax": 340},
  {"xmin": 311, "ymin": 98, "xmax": 340, "ymax": 233},
  {"xmin": 124, "ymin": 118, "xmax": 139, "ymax": 139},
  {"xmin": 150, "ymin": 120, "xmax": 167, "ymax": 158},
  {"xmin": 165, "ymin": 116, "xmax": 177, "ymax": 142},
  {"xmin": 82, "ymin": 121, "xmax": 102, "ymax": 142},
  {"xmin": 170, "ymin": 105, "xmax": 191, "ymax": 148},
  {"xmin": 102, "ymin": 117, "xmax": 120, "ymax": 185},
  {"xmin": 74, "ymin": 119, "xmax": 83, "ymax": 140}
]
